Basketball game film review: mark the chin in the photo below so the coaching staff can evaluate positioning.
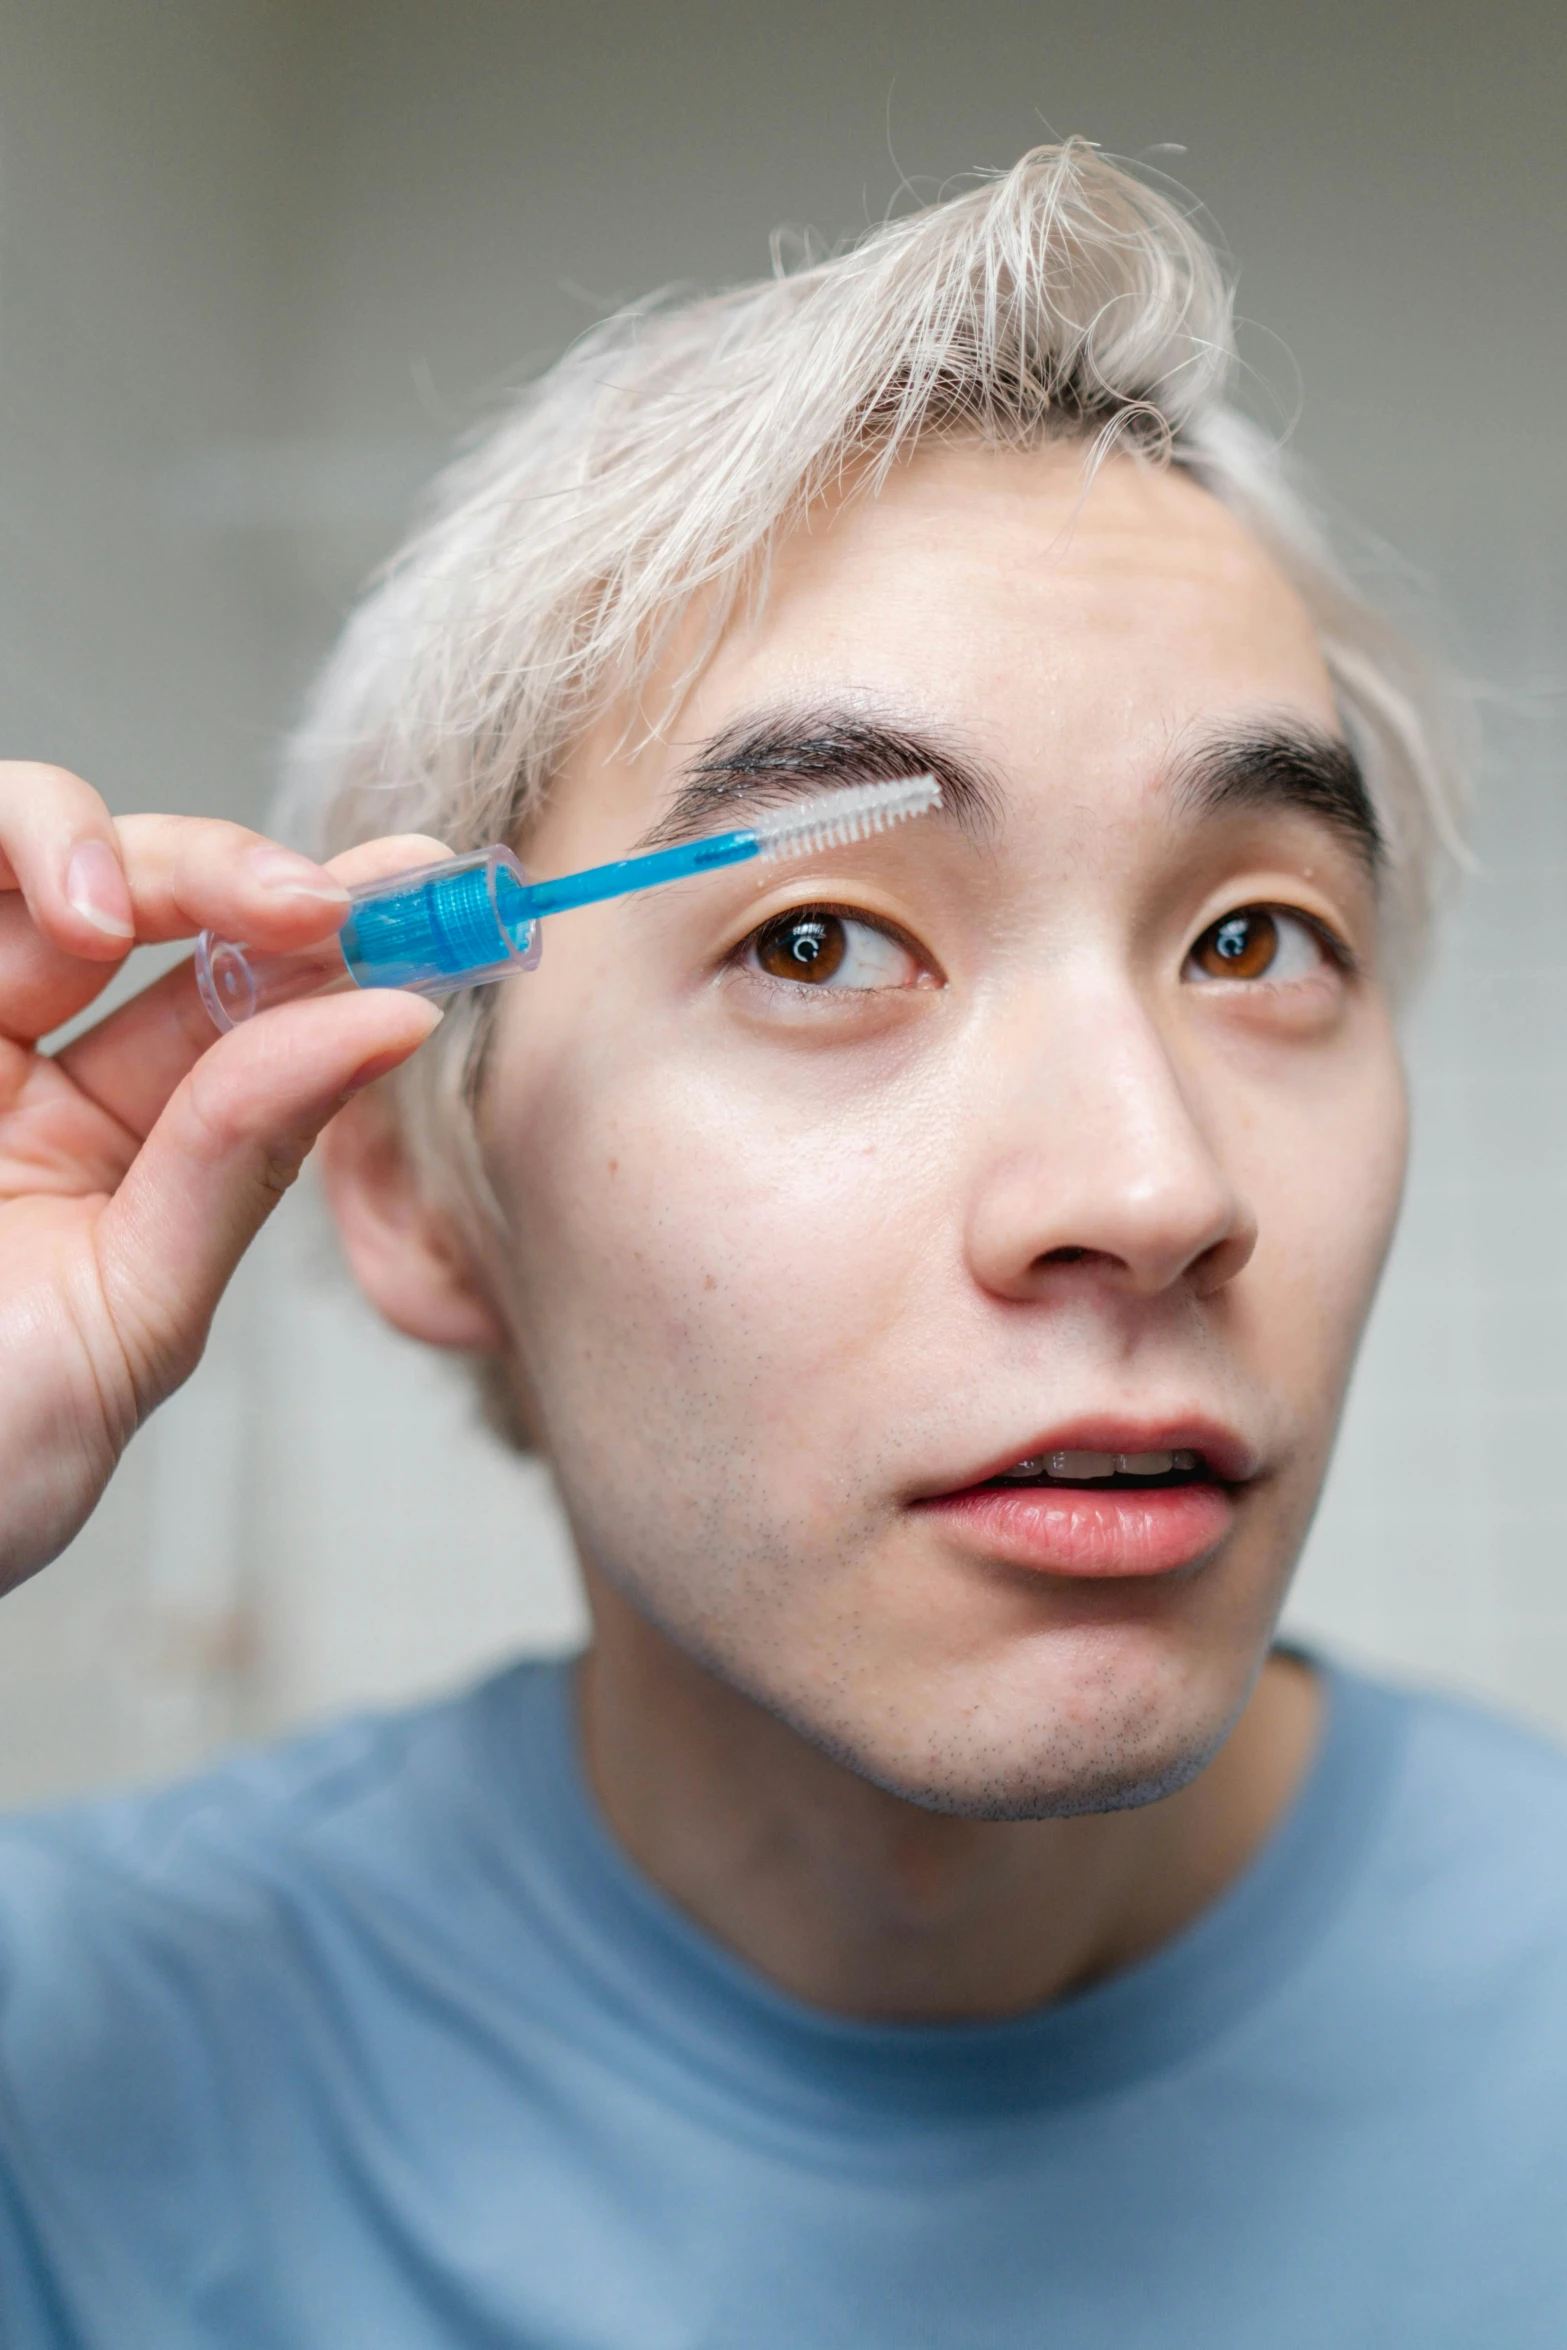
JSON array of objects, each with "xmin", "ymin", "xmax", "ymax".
[
  {"xmin": 816, "ymin": 1718, "xmax": 1231, "ymax": 1821},
  {"xmin": 771, "ymin": 1642, "xmax": 1254, "ymax": 1821}
]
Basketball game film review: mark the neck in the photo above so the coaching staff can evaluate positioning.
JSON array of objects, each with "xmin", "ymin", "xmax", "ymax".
[{"xmin": 576, "ymin": 1575, "xmax": 1321, "ymax": 2022}]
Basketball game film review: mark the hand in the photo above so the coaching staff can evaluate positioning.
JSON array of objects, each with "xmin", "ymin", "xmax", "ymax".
[{"xmin": 0, "ymin": 762, "xmax": 447, "ymax": 1592}]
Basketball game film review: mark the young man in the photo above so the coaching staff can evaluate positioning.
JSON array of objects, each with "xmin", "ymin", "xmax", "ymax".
[{"xmin": 0, "ymin": 146, "xmax": 1563, "ymax": 2346}]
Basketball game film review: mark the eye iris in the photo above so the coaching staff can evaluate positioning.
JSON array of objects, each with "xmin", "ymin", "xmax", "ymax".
[
  {"xmin": 758, "ymin": 913, "xmax": 847, "ymax": 983},
  {"xmin": 1199, "ymin": 908, "xmax": 1278, "ymax": 980}
]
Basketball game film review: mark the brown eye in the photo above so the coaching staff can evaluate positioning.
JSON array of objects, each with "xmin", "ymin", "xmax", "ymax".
[
  {"xmin": 1191, "ymin": 908, "xmax": 1279, "ymax": 980},
  {"xmin": 743, "ymin": 907, "xmax": 926, "ymax": 993},
  {"xmin": 754, "ymin": 911, "xmax": 848, "ymax": 983}
]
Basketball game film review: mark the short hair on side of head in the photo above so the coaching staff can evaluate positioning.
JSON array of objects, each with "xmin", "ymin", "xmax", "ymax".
[{"xmin": 279, "ymin": 140, "xmax": 1466, "ymax": 1435}]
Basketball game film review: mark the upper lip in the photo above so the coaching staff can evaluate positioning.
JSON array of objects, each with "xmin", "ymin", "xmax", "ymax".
[{"xmin": 927, "ymin": 1417, "xmax": 1260, "ymax": 1495}]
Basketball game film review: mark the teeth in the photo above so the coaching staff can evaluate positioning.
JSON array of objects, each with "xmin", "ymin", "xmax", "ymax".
[
  {"xmin": 999, "ymin": 1447, "xmax": 1202, "ymax": 1482},
  {"xmin": 1047, "ymin": 1451, "xmax": 1117, "ymax": 1479}
]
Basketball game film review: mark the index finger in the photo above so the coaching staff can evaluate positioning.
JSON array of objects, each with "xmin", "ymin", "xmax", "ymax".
[{"xmin": 111, "ymin": 813, "xmax": 349, "ymax": 950}]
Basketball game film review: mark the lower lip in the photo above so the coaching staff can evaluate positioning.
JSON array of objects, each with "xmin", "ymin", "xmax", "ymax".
[{"xmin": 916, "ymin": 1482, "xmax": 1235, "ymax": 1578}]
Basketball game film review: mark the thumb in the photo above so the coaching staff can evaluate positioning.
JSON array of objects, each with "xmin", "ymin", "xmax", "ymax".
[{"xmin": 94, "ymin": 989, "xmax": 443, "ymax": 1410}]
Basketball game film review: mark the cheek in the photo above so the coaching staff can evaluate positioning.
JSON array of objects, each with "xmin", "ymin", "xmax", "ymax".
[
  {"xmin": 481, "ymin": 1015, "xmax": 948, "ymax": 1514},
  {"xmin": 1235, "ymin": 1027, "xmax": 1408, "ymax": 1399}
]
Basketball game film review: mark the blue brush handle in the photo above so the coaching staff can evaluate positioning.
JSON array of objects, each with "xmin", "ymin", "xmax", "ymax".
[{"xmin": 516, "ymin": 829, "xmax": 761, "ymax": 917}]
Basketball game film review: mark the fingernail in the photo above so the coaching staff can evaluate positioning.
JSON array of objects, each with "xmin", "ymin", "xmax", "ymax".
[
  {"xmin": 64, "ymin": 839, "xmax": 135, "ymax": 938},
  {"xmin": 246, "ymin": 844, "xmax": 346, "ymax": 903}
]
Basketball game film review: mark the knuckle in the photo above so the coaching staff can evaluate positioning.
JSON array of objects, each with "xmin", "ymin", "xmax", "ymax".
[
  {"xmin": 0, "ymin": 761, "xmax": 97, "ymax": 821},
  {"xmin": 178, "ymin": 1030, "xmax": 323, "ymax": 1179},
  {"xmin": 96, "ymin": 1278, "xmax": 200, "ymax": 1420},
  {"xmin": 258, "ymin": 1139, "xmax": 311, "ymax": 1200},
  {"xmin": 5, "ymin": 760, "xmax": 82, "ymax": 793},
  {"xmin": 177, "ymin": 1058, "xmax": 249, "ymax": 1164}
]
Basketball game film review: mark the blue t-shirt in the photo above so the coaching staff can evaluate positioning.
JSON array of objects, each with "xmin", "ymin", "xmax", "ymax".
[{"xmin": 0, "ymin": 1654, "xmax": 1564, "ymax": 2348}]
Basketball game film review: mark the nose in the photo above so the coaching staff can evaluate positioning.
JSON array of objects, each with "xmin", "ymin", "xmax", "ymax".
[{"xmin": 963, "ymin": 979, "xmax": 1258, "ymax": 1304}]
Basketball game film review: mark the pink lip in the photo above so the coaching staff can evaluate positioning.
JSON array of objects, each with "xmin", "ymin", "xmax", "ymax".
[
  {"xmin": 912, "ymin": 1417, "xmax": 1253, "ymax": 1581},
  {"xmin": 916, "ymin": 1483, "xmax": 1234, "ymax": 1578}
]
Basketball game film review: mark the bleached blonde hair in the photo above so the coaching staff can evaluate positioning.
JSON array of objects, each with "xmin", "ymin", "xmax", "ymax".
[{"xmin": 283, "ymin": 140, "xmax": 1463, "ymax": 1233}]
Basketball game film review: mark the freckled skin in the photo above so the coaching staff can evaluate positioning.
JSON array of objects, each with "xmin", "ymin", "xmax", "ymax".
[{"xmin": 459, "ymin": 442, "xmax": 1406, "ymax": 1820}]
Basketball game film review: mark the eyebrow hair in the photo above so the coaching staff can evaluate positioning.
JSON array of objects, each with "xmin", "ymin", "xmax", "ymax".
[
  {"xmin": 640, "ymin": 705, "xmax": 1382, "ymax": 872},
  {"xmin": 1172, "ymin": 723, "xmax": 1384, "ymax": 869},
  {"xmin": 639, "ymin": 708, "xmax": 1003, "ymax": 848}
]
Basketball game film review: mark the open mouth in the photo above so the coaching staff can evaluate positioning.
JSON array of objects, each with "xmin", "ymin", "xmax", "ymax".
[
  {"xmin": 919, "ymin": 1434, "xmax": 1245, "ymax": 1578},
  {"xmin": 985, "ymin": 1448, "xmax": 1210, "ymax": 1492}
]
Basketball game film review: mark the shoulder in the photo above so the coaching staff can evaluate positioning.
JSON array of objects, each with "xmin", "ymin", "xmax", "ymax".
[
  {"xmin": 1368, "ymin": 1665, "xmax": 1567, "ymax": 1847},
  {"xmin": 1324, "ymin": 1658, "xmax": 1567, "ymax": 1987},
  {"xmin": 0, "ymin": 1659, "xmax": 570, "ymax": 2310},
  {"xmin": 0, "ymin": 1655, "xmax": 565, "ymax": 2012}
]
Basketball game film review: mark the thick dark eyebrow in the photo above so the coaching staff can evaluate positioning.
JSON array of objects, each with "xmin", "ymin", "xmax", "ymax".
[
  {"xmin": 1172, "ymin": 723, "xmax": 1383, "ymax": 871},
  {"xmin": 638, "ymin": 708, "xmax": 1002, "ymax": 849},
  {"xmin": 639, "ymin": 707, "xmax": 1379, "ymax": 871}
]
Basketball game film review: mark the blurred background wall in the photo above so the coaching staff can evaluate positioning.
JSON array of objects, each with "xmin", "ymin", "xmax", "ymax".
[{"xmin": 0, "ymin": 0, "xmax": 1564, "ymax": 1805}]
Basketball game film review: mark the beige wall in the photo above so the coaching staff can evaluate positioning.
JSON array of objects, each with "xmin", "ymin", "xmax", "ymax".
[{"xmin": 1, "ymin": 0, "xmax": 1565, "ymax": 1806}]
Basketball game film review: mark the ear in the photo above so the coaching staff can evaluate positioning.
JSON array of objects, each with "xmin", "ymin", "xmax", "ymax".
[{"xmin": 316, "ymin": 1087, "xmax": 507, "ymax": 1353}]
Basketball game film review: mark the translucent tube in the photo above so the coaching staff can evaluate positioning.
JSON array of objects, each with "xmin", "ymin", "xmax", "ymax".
[{"xmin": 195, "ymin": 846, "xmax": 542, "ymax": 1033}]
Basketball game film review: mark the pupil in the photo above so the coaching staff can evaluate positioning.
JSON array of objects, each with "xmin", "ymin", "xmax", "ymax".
[
  {"xmin": 758, "ymin": 912, "xmax": 846, "ymax": 984},
  {"xmin": 1197, "ymin": 907, "xmax": 1277, "ymax": 980}
]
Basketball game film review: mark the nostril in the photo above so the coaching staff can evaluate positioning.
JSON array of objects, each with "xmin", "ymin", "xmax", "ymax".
[
  {"xmin": 1191, "ymin": 1224, "xmax": 1257, "ymax": 1295},
  {"xmin": 1036, "ymin": 1246, "xmax": 1117, "ymax": 1269}
]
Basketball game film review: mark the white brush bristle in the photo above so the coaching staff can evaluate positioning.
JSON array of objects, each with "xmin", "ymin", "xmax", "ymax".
[{"xmin": 752, "ymin": 775, "xmax": 942, "ymax": 861}]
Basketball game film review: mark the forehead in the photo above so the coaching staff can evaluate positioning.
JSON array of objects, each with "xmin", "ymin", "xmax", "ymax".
[
  {"xmin": 545, "ymin": 440, "xmax": 1345, "ymax": 868},
  {"xmin": 706, "ymin": 440, "xmax": 1339, "ymax": 751}
]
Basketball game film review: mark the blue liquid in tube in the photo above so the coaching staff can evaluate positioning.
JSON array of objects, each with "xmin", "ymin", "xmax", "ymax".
[
  {"xmin": 196, "ymin": 846, "xmax": 540, "ymax": 1032},
  {"xmin": 338, "ymin": 853, "xmax": 538, "ymax": 991}
]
